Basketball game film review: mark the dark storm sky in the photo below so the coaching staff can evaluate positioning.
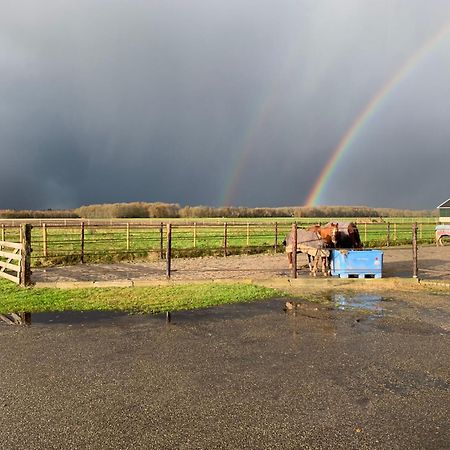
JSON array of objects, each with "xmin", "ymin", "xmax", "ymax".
[{"xmin": 1, "ymin": 0, "xmax": 450, "ymax": 210}]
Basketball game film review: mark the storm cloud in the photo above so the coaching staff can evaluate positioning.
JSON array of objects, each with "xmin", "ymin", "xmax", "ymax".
[{"xmin": 1, "ymin": 0, "xmax": 450, "ymax": 210}]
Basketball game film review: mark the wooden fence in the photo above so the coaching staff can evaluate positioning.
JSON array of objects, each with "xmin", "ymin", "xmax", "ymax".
[
  {"xmin": 0, "ymin": 221, "xmax": 439, "ymax": 270},
  {"xmin": 0, "ymin": 240, "xmax": 22, "ymax": 284},
  {"xmin": 0, "ymin": 222, "xmax": 433, "ymax": 284},
  {"xmin": 0, "ymin": 225, "xmax": 32, "ymax": 326},
  {"xmin": 0, "ymin": 224, "xmax": 32, "ymax": 286},
  {"xmin": 0, "ymin": 221, "xmax": 440, "ymax": 263}
]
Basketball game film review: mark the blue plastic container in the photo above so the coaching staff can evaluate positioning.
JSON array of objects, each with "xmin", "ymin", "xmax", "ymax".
[{"xmin": 331, "ymin": 249, "xmax": 383, "ymax": 279}]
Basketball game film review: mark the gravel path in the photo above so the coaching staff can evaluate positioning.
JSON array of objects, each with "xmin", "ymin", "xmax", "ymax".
[{"xmin": 32, "ymin": 245, "xmax": 450, "ymax": 283}]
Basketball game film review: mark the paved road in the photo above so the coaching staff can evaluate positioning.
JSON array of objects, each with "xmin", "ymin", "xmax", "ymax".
[{"xmin": 1, "ymin": 292, "xmax": 449, "ymax": 449}]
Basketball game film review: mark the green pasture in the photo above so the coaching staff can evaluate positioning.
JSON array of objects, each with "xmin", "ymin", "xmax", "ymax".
[
  {"xmin": 0, "ymin": 218, "xmax": 438, "ymax": 266},
  {"xmin": 0, "ymin": 279, "xmax": 281, "ymax": 314}
]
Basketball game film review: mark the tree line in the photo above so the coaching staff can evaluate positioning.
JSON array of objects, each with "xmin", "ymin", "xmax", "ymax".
[{"xmin": 0, "ymin": 202, "xmax": 437, "ymax": 219}]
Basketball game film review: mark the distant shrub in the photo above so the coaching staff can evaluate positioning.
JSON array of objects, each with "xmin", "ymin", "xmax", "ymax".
[
  {"xmin": 0, "ymin": 209, "xmax": 79, "ymax": 219},
  {"xmin": 1, "ymin": 203, "xmax": 436, "ymax": 219}
]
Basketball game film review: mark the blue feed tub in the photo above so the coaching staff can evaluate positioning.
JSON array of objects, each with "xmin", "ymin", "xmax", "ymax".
[{"xmin": 330, "ymin": 249, "xmax": 383, "ymax": 279}]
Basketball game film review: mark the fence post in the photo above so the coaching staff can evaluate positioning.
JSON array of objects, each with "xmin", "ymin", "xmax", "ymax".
[
  {"xmin": 42, "ymin": 223, "xmax": 48, "ymax": 257},
  {"xmin": 364, "ymin": 223, "xmax": 367, "ymax": 243},
  {"xmin": 193, "ymin": 222, "xmax": 197, "ymax": 248},
  {"xmin": 159, "ymin": 222, "xmax": 164, "ymax": 259},
  {"xmin": 274, "ymin": 222, "xmax": 278, "ymax": 253},
  {"xmin": 223, "ymin": 222, "xmax": 228, "ymax": 257},
  {"xmin": 386, "ymin": 222, "xmax": 390, "ymax": 247},
  {"xmin": 166, "ymin": 223, "xmax": 172, "ymax": 278},
  {"xmin": 393, "ymin": 223, "xmax": 397, "ymax": 242},
  {"xmin": 1, "ymin": 224, "xmax": 4, "ymax": 250},
  {"xmin": 80, "ymin": 222, "xmax": 85, "ymax": 264},
  {"xmin": 412, "ymin": 222, "xmax": 418, "ymax": 279},
  {"xmin": 291, "ymin": 223, "xmax": 297, "ymax": 279},
  {"xmin": 20, "ymin": 224, "xmax": 32, "ymax": 287},
  {"xmin": 126, "ymin": 223, "xmax": 130, "ymax": 252},
  {"xmin": 246, "ymin": 222, "xmax": 250, "ymax": 246}
]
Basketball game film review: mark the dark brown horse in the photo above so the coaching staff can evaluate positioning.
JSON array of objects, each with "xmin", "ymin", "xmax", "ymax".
[{"xmin": 332, "ymin": 222, "xmax": 363, "ymax": 249}]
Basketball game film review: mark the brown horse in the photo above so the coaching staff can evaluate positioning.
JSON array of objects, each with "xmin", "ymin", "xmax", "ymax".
[
  {"xmin": 330, "ymin": 222, "xmax": 363, "ymax": 249},
  {"xmin": 306, "ymin": 223, "xmax": 338, "ymax": 275},
  {"xmin": 347, "ymin": 222, "xmax": 363, "ymax": 248},
  {"xmin": 283, "ymin": 223, "xmax": 338, "ymax": 276},
  {"xmin": 307, "ymin": 223, "xmax": 339, "ymax": 247}
]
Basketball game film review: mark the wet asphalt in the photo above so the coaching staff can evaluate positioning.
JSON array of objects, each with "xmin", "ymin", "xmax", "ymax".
[{"xmin": 1, "ymin": 293, "xmax": 449, "ymax": 450}]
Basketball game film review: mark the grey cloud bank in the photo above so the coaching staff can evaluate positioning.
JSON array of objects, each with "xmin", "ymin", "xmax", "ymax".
[{"xmin": 1, "ymin": 0, "xmax": 449, "ymax": 210}]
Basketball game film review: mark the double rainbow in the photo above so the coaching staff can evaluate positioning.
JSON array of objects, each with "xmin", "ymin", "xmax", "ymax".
[{"xmin": 221, "ymin": 19, "xmax": 450, "ymax": 207}]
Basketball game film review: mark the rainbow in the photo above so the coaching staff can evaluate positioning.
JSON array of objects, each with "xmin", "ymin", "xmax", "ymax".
[
  {"xmin": 221, "ymin": 95, "xmax": 276, "ymax": 206},
  {"xmin": 305, "ymin": 20, "xmax": 450, "ymax": 207},
  {"xmin": 221, "ymin": 44, "xmax": 302, "ymax": 206}
]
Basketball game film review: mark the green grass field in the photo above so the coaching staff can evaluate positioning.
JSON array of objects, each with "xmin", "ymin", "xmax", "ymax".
[
  {"xmin": 0, "ymin": 279, "xmax": 282, "ymax": 314},
  {"xmin": 1, "ymin": 217, "xmax": 438, "ymax": 266}
]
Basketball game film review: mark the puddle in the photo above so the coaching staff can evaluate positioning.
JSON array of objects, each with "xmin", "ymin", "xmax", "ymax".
[
  {"xmin": 332, "ymin": 293, "xmax": 387, "ymax": 317},
  {"xmin": 19, "ymin": 296, "xmax": 385, "ymax": 327},
  {"xmin": 31, "ymin": 310, "xmax": 133, "ymax": 325},
  {"xmin": 4, "ymin": 298, "xmax": 286, "ymax": 327}
]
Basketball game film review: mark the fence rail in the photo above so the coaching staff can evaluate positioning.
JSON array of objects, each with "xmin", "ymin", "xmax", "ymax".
[
  {"xmin": 0, "ymin": 240, "xmax": 22, "ymax": 284},
  {"xmin": 0, "ymin": 221, "xmax": 443, "ymax": 284},
  {"xmin": 0, "ymin": 220, "xmax": 439, "ymax": 268},
  {"xmin": 0, "ymin": 225, "xmax": 32, "ymax": 286}
]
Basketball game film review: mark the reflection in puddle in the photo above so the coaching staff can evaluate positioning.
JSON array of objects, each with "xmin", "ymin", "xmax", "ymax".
[
  {"xmin": 333, "ymin": 293, "xmax": 386, "ymax": 317},
  {"xmin": 6, "ymin": 299, "xmax": 284, "ymax": 327},
  {"xmin": 3, "ymin": 295, "xmax": 390, "ymax": 328},
  {"xmin": 32, "ymin": 310, "xmax": 131, "ymax": 325}
]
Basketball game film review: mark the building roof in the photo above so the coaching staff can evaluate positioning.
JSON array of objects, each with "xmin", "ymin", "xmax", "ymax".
[{"xmin": 437, "ymin": 198, "xmax": 450, "ymax": 208}]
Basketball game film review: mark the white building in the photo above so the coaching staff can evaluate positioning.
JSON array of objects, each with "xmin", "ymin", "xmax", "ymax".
[{"xmin": 437, "ymin": 198, "xmax": 450, "ymax": 223}]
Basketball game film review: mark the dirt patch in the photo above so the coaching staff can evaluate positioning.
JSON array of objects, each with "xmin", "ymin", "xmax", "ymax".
[{"xmin": 32, "ymin": 245, "xmax": 450, "ymax": 284}]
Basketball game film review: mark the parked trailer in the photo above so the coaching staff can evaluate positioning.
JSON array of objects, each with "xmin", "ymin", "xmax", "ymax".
[{"xmin": 435, "ymin": 225, "xmax": 450, "ymax": 246}]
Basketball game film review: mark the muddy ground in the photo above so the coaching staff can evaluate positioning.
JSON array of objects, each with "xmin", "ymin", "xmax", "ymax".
[
  {"xmin": 3, "ymin": 246, "xmax": 450, "ymax": 449},
  {"xmin": 1, "ymin": 291, "xmax": 449, "ymax": 449},
  {"xmin": 32, "ymin": 245, "xmax": 450, "ymax": 283}
]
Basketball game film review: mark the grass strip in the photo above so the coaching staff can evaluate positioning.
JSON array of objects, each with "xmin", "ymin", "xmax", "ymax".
[{"xmin": 0, "ymin": 279, "xmax": 284, "ymax": 314}]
